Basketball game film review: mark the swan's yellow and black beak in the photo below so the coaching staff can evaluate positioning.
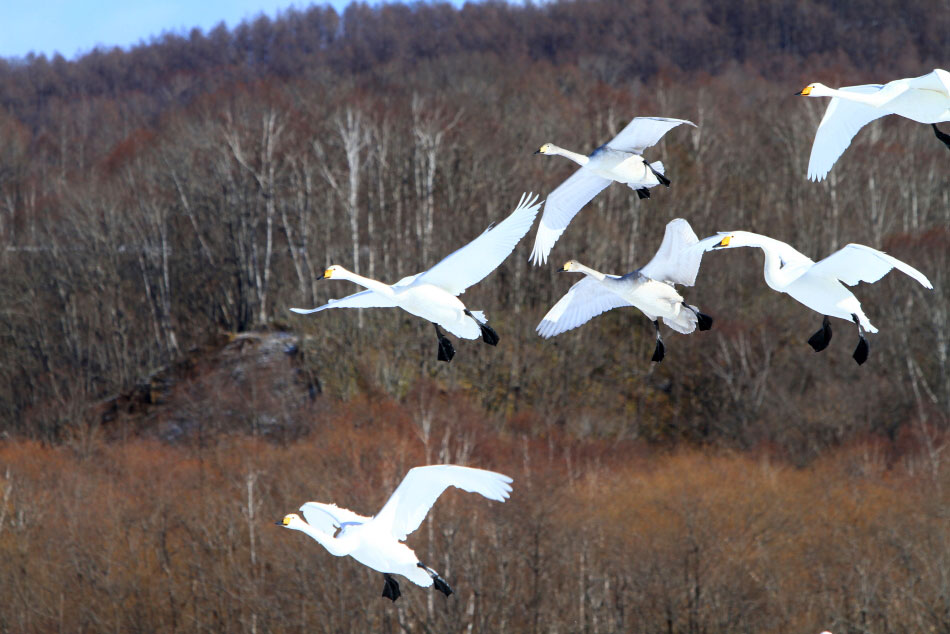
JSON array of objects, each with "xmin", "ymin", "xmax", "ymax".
[
  {"xmin": 533, "ymin": 148, "xmax": 542, "ymax": 154},
  {"xmin": 276, "ymin": 515, "xmax": 292, "ymax": 527},
  {"xmin": 711, "ymin": 236, "xmax": 732, "ymax": 249},
  {"xmin": 322, "ymin": 268, "xmax": 334, "ymax": 280},
  {"xmin": 795, "ymin": 86, "xmax": 812, "ymax": 96},
  {"xmin": 559, "ymin": 261, "xmax": 573, "ymax": 272}
]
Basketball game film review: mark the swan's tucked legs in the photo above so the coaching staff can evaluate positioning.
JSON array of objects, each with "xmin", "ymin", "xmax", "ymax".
[
  {"xmin": 464, "ymin": 309, "xmax": 500, "ymax": 346},
  {"xmin": 851, "ymin": 314, "xmax": 869, "ymax": 365},
  {"xmin": 651, "ymin": 319, "xmax": 665, "ymax": 363},
  {"xmin": 646, "ymin": 161, "xmax": 671, "ymax": 187},
  {"xmin": 932, "ymin": 124, "xmax": 950, "ymax": 151},
  {"xmin": 417, "ymin": 562, "xmax": 454, "ymax": 597},
  {"xmin": 682, "ymin": 303, "xmax": 713, "ymax": 331},
  {"xmin": 381, "ymin": 573, "xmax": 401, "ymax": 602},
  {"xmin": 635, "ymin": 188, "xmax": 651, "ymax": 200},
  {"xmin": 433, "ymin": 324, "xmax": 456, "ymax": 362},
  {"xmin": 807, "ymin": 316, "xmax": 833, "ymax": 352}
]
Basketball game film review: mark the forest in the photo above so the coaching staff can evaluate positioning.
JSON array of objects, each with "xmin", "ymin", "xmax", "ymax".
[{"xmin": 0, "ymin": 0, "xmax": 948, "ymax": 631}]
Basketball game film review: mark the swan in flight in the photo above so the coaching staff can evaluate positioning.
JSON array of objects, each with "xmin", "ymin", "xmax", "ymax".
[
  {"xmin": 797, "ymin": 69, "xmax": 950, "ymax": 181},
  {"xmin": 537, "ymin": 219, "xmax": 712, "ymax": 362},
  {"xmin": 697, "ymin": 231, "xmax": 933, "ymax": 364},
  {"xmin": 276, "ymin": 465, "xmax": 512, "ymax": 601},
  {"xmin": 530, "ymin": 116, "xmax": 696, "ymax": 265},
  {"xmin": 290, "ymin": 193, "xmax": 541, "ymax": 362}
]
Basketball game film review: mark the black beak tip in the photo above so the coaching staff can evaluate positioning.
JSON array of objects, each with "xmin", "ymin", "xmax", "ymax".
[
  {"xmin": 794, "ymin": 91, "xmax": 803, "ymax": 96},
  {"xmin": 274, "ymin": 521, "xmax": 283, "ymax": 526},
  {"xmin": 533, "ymin": 149, "xmax": 541, "ymax": 154}
]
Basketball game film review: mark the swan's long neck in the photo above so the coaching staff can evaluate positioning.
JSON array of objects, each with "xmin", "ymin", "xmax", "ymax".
[
  {"xmin": 335, "ymin": 269, "xmax": 395, "ymax": 297},
  {"xmin": 294, "ymin": 524, "xmax": 353, "ymax": 557},
  {"xmin": 814, "ymin": 86, "xmax": 884, "ymax": 108},
  {"xmin": 551, "ymin": 145, "xmax": 590, "ymax": 166},
  {"xmin": 759, "ymin": 248, "xmax": 792, "ymax": 291},
  {"xmin": 573, "ymin": 262, "xmax": 607, "ymax": 281}
]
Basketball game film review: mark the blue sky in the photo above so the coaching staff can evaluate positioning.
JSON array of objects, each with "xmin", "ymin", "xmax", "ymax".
[{"xmin": 0, "ymin": 1, "xmax": 362, "ymax": 60}]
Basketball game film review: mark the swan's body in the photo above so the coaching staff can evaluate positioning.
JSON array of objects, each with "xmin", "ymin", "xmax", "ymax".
[
  {"xmin": 276, "ymin": 465, "xmax": 513, "ymax": 600},
  {"xmin": 538, "ymin": 219, "xmax": 712, "ymax": 362},
  {"xmin": 799, "ymin": 69, "xmax": 950, "ymax": 181},
  {"xmin": 530, "ymin": 116, "xmax": 696, "ymax": 265},
  {"xmin": 697, "ymin": 231, "xmax": 933, "ymax": 364},
  {"xmin": 291, "ymin": 193, "xmax": 542, "ymax": 361}
]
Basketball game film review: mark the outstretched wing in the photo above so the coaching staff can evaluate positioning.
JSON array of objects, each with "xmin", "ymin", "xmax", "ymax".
[
  {"xmin": 536, "ymin": 276, "xmax": 631, "ymax": 338},
  {"xmin": 605, "ymin": 117, "xmax": 696, "ymax": 154},
  {"xmin": 416, "ymin": 193, "xmax": 542, "ymax": 295},
  {"xmin": 639, "ymin": 218, "xmax": 702, "ymax": 286},
  {"xmin": 289, "ymin": 274, "xmax": 420, "ymax": 314},
  {"xmin": 807, "ymin": 85, "xmax": 890, "ymax": 182},
  {"xmin": 530, "ymin": 170, "xmax": 611, "ymax": 266},
  {"xmin": 373, "ymin": 465, "xmax": 513, "ymax": 541},
  {"xmin": 299, "ymin": 502, "xmax": 371, "ymax": 535},
  {"xmin": 809, "ymin": 243, "xmax": 933, "ymax": 288},
  {"xmin": 906, "ymin": 69, "xmax": 950, "ymax": 96}
]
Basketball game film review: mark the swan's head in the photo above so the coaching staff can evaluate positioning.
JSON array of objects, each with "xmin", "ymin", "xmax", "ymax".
[
  {"xmin": 705, "ymin": 231, "xmax": 761, "ymax": 251},
  {"xmin": 276, "ymin": 513, "xmax": 306, "ymax": 529},
  {"xmin": 560, "ymin": 259, "xmax": 582, "ymax": 273},
  {"xmin": 796, "ymin": 83, "xmax": 830, "ymax": 97},
  {"xmin": 322, "ymin": 265, "xmax": 344, "ymax": 280},
  {"xmin": 535, "ymin": 143, "xmax": 555, "ymax": 155}
]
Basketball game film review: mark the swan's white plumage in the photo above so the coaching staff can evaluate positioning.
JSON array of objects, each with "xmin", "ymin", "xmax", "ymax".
[
  {"xmin": 809, "ymin": 243, "xmax": 933, "ymax": 289},
  {"xmin": 290, "ymin": 194, "xmax": 541, "ymax": 342},
  {"xmin": 537, "ymin": 219, "xmax": 706, "ymax": 339},
  {"xmin": 374, "ymin": 465, "xmax": 513, "ymax": 541},
  {"xmin": 803, "ymin": 69, "xmax": 950, "ymax": 181},
  {"xmin": 277, "ymin": 464, "xmax": 513, "ymax": 593},
  {"xmin": 530, "ymin": 116, "xmax": 695, "ymax": 265}
]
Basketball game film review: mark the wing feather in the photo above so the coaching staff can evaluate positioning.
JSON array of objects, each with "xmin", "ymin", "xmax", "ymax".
[
  {"xmin": 372, "ymin": 465, "xmax": 512, "ymax": 541},
  {"xmin": 807, "ymin": 85, "xmax": 889, "ymax": 181},
  {"xmin": 416, "ymin": 193, "xmax": 541, "ymax": 295},
  {"xmin": 809, "ymin": 244, "xmax": 933, "ymax": 288},
  {"xmin": 536, "ymin": 277, "xmax": 631, "ymax": 338},
  {"xmin": 606, "ymin": 117, "xmax": 696, "ymax": 154},
  {"xmin": 639, "ymin": 219, "xmax": 702, "ymax": 286},
  {"xmin": 300, "ymin": 502, "xmax": 371, "ymax": 535},
  {"xmin": 530, "ymin": 170, "xmax": 611, "ymax": 266},
  {"xmin": 289, "ymin": 274, "xmax": 420, "ymax": 314}
]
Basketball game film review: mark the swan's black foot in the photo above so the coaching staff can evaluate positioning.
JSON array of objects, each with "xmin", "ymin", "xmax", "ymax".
[
  {"xmin": 465, "ymin": 309, "xmax": 499, "ymax": 346},
  {"xmin": 646, "ymin": 161, "xmax": 671, "ymax": 186},
  {"xmin": 696, "ymin": 313, "xmax": 713, "ymax": 331},
  {"xmin": 853, "ymin": 336, "xmax": 869, "ymax": 365},
  {"xmin": 807, "ymin": 316, "xmax": 833, "ymax": 352},
  {"xmin": 636, "ymin": 188, "xmax": 650, "ymax": 200},
  {"xmin": 651, "ymin": 320, "xmax": 665, "ymax": 362},
  {"xmin": 418, "ymin": 562, "xmax": 453, "ymax": 597},
  {"xmin": 381, "ymin": 573, "xmax": 401, "ymax": 602},
  {"xmin": 932, "ymin": 123, "xmax": 950, "ymax": 151},
  {"xmin": 433, "ymin": 324, "xmax": 455, "ymax": 362}
]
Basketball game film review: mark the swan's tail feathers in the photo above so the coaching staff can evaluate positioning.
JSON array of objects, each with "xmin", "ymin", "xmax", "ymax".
[
  {"xmin": 854, "ymin": 312, "xmax": 878, "ymax": 334},
  {"xmin": 469, "ymin": 310, "xmax": 487, "ymax": 323},
  {"xmin": 649, "ymin": 160, "xmax": 671, "ymax": 187},
  {"xmin": 662, "ymin": 304, "xmax": 699, "ymax": 335}
]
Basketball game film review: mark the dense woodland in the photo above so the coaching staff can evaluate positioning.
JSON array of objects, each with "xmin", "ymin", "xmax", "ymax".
[{"xmin": 0, "ymin": 0, "xmax": 949, "ymax": 631}]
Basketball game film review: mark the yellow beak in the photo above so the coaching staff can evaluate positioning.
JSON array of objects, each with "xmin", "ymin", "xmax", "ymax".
[
  {"xmin": 799, "ymin": 86, "xmax": 812, "ymax": 96},
  {"xmin": 323, "ymin": 268, "xmax": 334, "ymax": 279},
  {"xmin": 719, "ymin": 236, "xmax": 731, "ymax": 247}
]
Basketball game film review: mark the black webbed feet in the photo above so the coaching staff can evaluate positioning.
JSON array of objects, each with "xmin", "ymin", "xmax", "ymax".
[
  {"xmin": 636, "ymin": 188, "xmax": 650, "ymax": 200},
  {"xmin": 807, "ymin": 316, "xmax": 833, "ymax": 352},
  {"xmin": 853, "ymin": 336, "xmax": 869, "ymax": 365},
  {"xmin": 418, "ymin": 562, "xmax": 454, "ymax": 597},
  {"xmin": 696, "ymin": 312, "xmax": 713, "ymax": 331},
  {"xmin": 381, "ymin": 573, "xmax": 401, "ymax": 602},
  {"xmin": 436, "ymin": 336, "xmax": 455, "ymax": 362},
  {"xmin": 651, "ymin": 338, "xmax": 665, "ymax": 363},
  {"xmin": 479, "ymin": 322, "xmax": 499, "ymax": 346}
]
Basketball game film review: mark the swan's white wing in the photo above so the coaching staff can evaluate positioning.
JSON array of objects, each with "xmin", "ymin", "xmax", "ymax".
[
  {"xmin": 300, "ymin": 502, "xmax": 371, "ymax": 534},
  {"xmin": 536, "ymin": 277, "xmax": 631, "ymax": 338},
  {"xmin": 416, "ymin": 193, "xmax": 541, "ymax": 295},
  {"xmin": 639, "ymin": 218, "xmax": 702, "ymax": 286},
  {"xmin": 906, "ymin": 69, "xmax": 950, "ymax": 96},
  {"xmin": 605, "ymin": 117, "xmax": 696, "ymax": 154},
  {"xmin": 530, "ymin": 170, "xmax": 611, "ymax": 266},
  {"xmin": 289, "ymin": 274, "xmax": 420, "ymax": 314},
  {"xmin": 373, "ymin": 465, "xmax": 512, "ymax": 541},
  {"xmin": 809, "ymin": 243, "xmax": 933, "ymax": 289},
  {"xmin": 807, "ymin": 85, "xmax": 889, "ymax": 181}
]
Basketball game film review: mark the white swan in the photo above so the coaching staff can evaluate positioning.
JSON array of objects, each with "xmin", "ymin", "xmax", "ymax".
[
  {"xmin": 276, "ymin": 465, "xmax": 512, "ymax": 601},
  {"xmin": 290, "ymin": 193, "xmax": 542, "ymax": 362},
  {"xmin": 530, "ymin": 116, "xmax": 696, "ymax": 265},
  {"xmin": 697, "ymin": 231, "xmax": 933, "ymax": 364},
  {"xmin": 537, "ymin": 219, "xmax": 711, "ymax": 362},
  {"xmin": 798, "ymin": 69, "xmax": 950, "ymax": 181}
]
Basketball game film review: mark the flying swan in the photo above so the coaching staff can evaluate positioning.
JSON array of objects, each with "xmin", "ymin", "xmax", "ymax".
[
  {"xmin": 530, "ymin": 116, "xmax": 696, "ymax": 265},
  {"xmin": 537, "ymin": 219, "xmax": 712, "ymax": 362},
  {"xmin": 798, "ymin": 69, "xmax": 950, "ymax": 181},
  {"xmin": 697, "ymin": 231, "xmax": 933, "ymax": 364},
  {"xmin": 290, "ymin": 193, "xmax": 542, "ymax": 362},
  {"xmin": 276, "ymin": 464, "xmax": 513, "ymax": 601}
]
